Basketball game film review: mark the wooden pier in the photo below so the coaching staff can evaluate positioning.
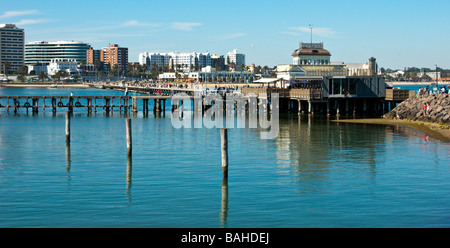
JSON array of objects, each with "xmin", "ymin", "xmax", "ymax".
[
  {"xmin": 0, "ymin": 95, "xmax": 180, "ymax": 114},
  {"xmin": 0, "ymin": 86, "xmax": 415, "ymax": 117},
  {"xmin": 241, "ymin": 87, "xmax": 415, "ymax": 116}
]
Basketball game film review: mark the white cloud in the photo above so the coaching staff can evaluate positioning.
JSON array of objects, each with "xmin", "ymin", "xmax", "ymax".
[
  {"xmin": 16, "ymin": 19, "xmax": 49, "ymax": 26},
  {"xmin": 286, "ymin": 26, "xmax": 338, "ymax": 38},
  {"xmin": 171, "ymin": 22, "xmax": 202, "ymax": 31},
  {"xmin": 0, "ymin": 10, "xmax": 39, "ymax": 19},
  {"xmin": 219, "ymin": 32, "xmax": 246, "ymax": 40},
  {"xmin": 122, "ymin": 20, "xmax": 161, "ymax": 27}
]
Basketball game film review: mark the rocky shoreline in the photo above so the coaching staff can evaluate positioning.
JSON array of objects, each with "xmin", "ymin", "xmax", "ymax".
[
  {"xmin": 383, "ymin": 93, "xmax": 450, "ymax": 125},
  {"xmin": 332, "ymin": 93, "xmax": 450, "ymax": 142}
]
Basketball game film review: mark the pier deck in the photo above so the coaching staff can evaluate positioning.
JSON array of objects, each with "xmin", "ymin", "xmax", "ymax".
[{"xmin": 0, "ymin": 95, "xmax": 182, "ymax": 114}]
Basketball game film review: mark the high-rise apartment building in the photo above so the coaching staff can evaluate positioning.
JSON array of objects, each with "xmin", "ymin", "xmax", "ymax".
[
  {"xmin": 101, "ymin": 44, "xmax": 128, "ymax": 71},
  {"xmin": 25, "ymin": 40, "xmax": 88, "ymax": 66},
  {"xmin": 139, "ymin": 51, "xmax": 213, "ymax": 71},
  {"xmin": 86, "ymin": 45, "xmax": 101, "ymax": 65},
  {"xmin": 0, "ymin": 24, "xmax": 24, "ymax": 74},
  {"xmin": 226, "ymin": 49, "xmax": 245, "ymax": 67}
]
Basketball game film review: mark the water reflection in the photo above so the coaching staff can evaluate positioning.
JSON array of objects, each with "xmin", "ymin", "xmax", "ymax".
[
  {"xmin": 65, "ymin": 142, "xmax": 71, "ymax": 172},
  {"xmin": 126, "ymin": 156, "xmax": 132, "ymax": 197},
  {"xmin": 274, "ymin": 115, "xmax": 388, "ymax": 194},
  {"xmin": 220, "ymin": 178, "xmax": 228, "ymax": 228}
]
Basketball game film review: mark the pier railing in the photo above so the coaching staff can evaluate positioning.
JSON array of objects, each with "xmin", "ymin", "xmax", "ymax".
[
  {"xmin": 289, "ymin": 88, "xmax": 323, "ymax": 100},
  {"xmin": 241, "ymin": 87, "xmax": 323, "ymax": 100},
  {"xmin": 241, "ymin": 88, "xmax": 290, "ymax": 98}
]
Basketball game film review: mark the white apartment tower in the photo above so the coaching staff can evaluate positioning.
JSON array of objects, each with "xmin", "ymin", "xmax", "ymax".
[
  {"xmin": 0, "ymin": 24, "xmax": 25, "ymax": 74},
  {"xmin": 139, "ymin": 51, "xmax": 213, "ymax": 71},
  {"xmin": 226, "ymin": 49, "xmax": 245, "ymax": 67}
]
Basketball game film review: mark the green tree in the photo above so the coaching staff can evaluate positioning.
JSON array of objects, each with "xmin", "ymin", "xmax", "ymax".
[
  {"xmin": 17, "ymin": 75, "xmax": 26, "ymax": 82},
  {"xmin": 59, "ymin": 70, "xmax": 69, "ymax": 80},
  {"xmin": 73, "ymin": 75, "xmax": 80, "ymax": 82},
  {"xmin": 38, "ymin": 71, "xmax": 47, "ymax": 82},
  {"xmin": 18, "ymin": 66, "xmax": 28, "ymax": 76},
  {"xmin": 98, "ymin": 70, "xmax": 105, "ymax": 79}
]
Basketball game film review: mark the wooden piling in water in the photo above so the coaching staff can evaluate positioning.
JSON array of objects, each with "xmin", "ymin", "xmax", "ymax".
[
  {"xmin": 65, "ymin": 110, "xmax": 70, "ymax": 142},
  {"xmin": 126, "ymin": 118, "xmax": 132, "ymax": 156},
  {"xmin": 221, "ymin": 128, "xmax": 228, "ymax": 178}
]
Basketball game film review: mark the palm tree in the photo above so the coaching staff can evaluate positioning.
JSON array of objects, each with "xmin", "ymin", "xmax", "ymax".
[
  {"xmin": 98, "ymin": 70, "xmax": 105, "ymax": 79},
  {"xmin": 3, "ymin": 62, "xmax": 10, "ymax": 77},
  {"xmin": 38, "ymin": 71, "xmax": 47, "ymax": 83}
]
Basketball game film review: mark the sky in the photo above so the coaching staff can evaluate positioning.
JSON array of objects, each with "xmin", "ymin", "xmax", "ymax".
[{"xmin": 1, "ymin": 0, "xmax": 449, "ymax": 70}]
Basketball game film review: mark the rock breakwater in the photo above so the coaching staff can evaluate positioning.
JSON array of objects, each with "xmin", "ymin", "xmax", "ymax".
[{"xmin": 384, "ymin": 93, "xmax": 450, "ymax": 124}]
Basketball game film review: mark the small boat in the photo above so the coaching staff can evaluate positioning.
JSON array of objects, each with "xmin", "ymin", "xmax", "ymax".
[{"xmin": 50, "ymin": 84, "xmax": 57, "ymax": 88}]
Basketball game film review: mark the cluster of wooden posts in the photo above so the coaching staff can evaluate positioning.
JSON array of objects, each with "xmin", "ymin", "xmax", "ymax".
[{"xmin": 64, "ymin": 111, "xmax": 229, "ymax": 178}]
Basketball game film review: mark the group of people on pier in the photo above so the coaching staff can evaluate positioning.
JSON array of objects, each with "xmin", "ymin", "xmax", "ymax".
[{"xmin": 418, "ymin": 85, "xmax": 450, "ymax": 95}]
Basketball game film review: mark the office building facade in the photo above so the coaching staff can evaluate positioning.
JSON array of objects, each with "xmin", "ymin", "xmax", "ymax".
[
  {"xmin": 0, "ymin": 24, "xmax": 24, "ymax": 74},
  {"xmin": 25, "ymin": 40, "xmax": 89, "ymax": 66}
]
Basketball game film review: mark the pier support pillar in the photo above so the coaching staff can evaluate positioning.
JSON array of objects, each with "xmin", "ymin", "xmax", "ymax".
[
  {"xmin": 126, "ymin": 118, "xmax": 132, "ymax": 157},
  {"xmin": 52, "ymin": 97, "xmax": 57, "ymax": 113},
  {"xmin": 68, "ymin": 96, "xmax": 73, "ymax": 113},
  {"xmin": 154, "ymin": 99, "xmax": 161, "ymax": 112},
  {"xmin": 132, "ymin": 98, "xmax": 137, "ymax": 112},
  {"xmin": 326, "ymin": 101, "xmax": 330, "ymax": 116},
  {"xmin": 105, "ymin": 97, "xmax": 110, "ymax": 113},
  {"xmin": 308, "ymin": 101, "xmax": 313, "ymax": 115},
  {"xmin": 221, "ymin": 128, "xmax": 228, "ymax": 178},
  {"xmin": 87, "ymin": 98, "xmax": 92, "ymax": 114},
  {"xmin": 32, "ymin": 98, "xmax": 38, "ymax": 114},
  {"xmin": 345, "ymin": 100, "xmax": 349, "ymax": 114},
  {"xmin": 65, "ymin": 110, "xmax": 70, "ymax": 143},
  {"xmin": 124, "ymin": 98, "xmax": 128, "ymax": 114},
  {"xmin": 336, "ymin": 101, "xmax": 340, "ymax": 117}
]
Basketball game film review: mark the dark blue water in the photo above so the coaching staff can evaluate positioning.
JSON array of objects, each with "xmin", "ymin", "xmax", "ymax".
[{"xmin": 1, "ymin": 87, "xmax": 450, "ymax": 227}]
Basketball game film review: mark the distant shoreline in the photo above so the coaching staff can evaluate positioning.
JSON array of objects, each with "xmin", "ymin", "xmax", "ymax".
[
  {"xmin": 390, "ymin": 82, "xmax": 450, "ymax": 85},
  {"xmin": 332, "ymin": 118, "xmax": 450, "ymax": 142},
  {"xmin": 1, "ymin": 82, "xmax": 89, "ymax": 88}
]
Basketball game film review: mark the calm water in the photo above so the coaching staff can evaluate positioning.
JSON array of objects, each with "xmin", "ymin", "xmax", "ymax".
[{"xmin": 1, "ymin": 87, "xmax": 450, "ymax": 227}]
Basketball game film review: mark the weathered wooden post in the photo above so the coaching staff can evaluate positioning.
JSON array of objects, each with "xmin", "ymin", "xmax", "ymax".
[
  {"xmin": 52, "ymin": 97, "xmax": 56, "ymax": 113},
  {"xmin": 326, "ymin": 100, "xmax": 330, "ymax": 116},
  {"xmin": 126, "ymin": 118, "xmax": 132, "ymax": 156},
  {"xmin": 65, "ymin": 110, "xmax": 70, "ymax": 142},
  {"xmin": 221, "ymin": 128, "xmax": 228, "ymax": 178},
  {"xmin": 132, "ymin": 98, "xmax": 137, "ymax": 112},
  {"xmin": 87, "ymin": 98, "xmax": 92, "ymax": 114}
]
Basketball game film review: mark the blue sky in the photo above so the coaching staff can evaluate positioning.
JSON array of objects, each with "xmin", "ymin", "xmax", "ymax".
[{"xmin": 1, "ymin": 0, "xmax": 449, "ymax": 69}]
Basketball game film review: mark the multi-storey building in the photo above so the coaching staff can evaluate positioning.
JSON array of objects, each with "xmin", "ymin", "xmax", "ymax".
[
  {"xmin": 210, "ymin": 54, "xmax": 225, "ymax": 70},
  {"xmin": 47, "ymin": 59, "xmax": 80, "ymax": 76},
  {"xmin": 101, "ymin": 43, "xmax": 128, "ymax": 71},
  {"xmin": 25, "ymin": 40, "xmax": 89, "ymax": 66},
  {"xmin": 226, "ymin": 49, "xmax": 245, "ymax": 68},
  {"xmin": 86, "ymin": 45, "xmax": 101, "ymax": 65},
  {"xmin": 0, "ymin": 24, "xmax": 24, "ymax": 74},
  {"xmin": 139, "ymin": 51, "xmax": 214, "ymax": 71}
]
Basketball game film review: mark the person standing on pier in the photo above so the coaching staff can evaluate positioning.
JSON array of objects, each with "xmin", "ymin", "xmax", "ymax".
[{"xmin": 125, "ymin": 87, "xmax": 129, "ymax": 96}]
